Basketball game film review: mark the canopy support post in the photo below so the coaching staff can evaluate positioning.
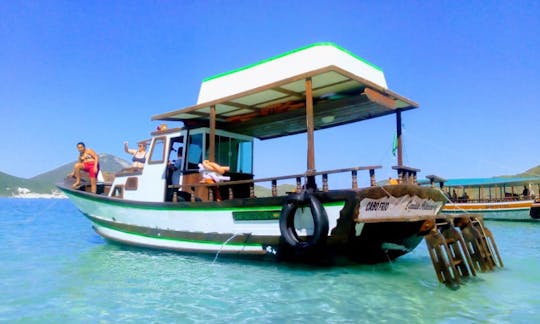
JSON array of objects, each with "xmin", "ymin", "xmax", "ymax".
[
  {"xmin": 209, "ymin": 105, "xmax": 216, "ymax": 161},
  {"xmin": 305, "ymin": 77, "xmax": 316, "ymax": 190}
]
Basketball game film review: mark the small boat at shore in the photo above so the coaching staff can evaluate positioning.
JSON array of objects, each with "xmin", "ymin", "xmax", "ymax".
[
  {"xmin": 425, "ymin": 175, "xmax": 540, "ymax": 221},
  {"xmin": 58, "ymin": 43, "xmax": 454, "ymax": 264},
  {"xmin": 530, "ymin": 199, "xmax": 540, "ymax": 219}
]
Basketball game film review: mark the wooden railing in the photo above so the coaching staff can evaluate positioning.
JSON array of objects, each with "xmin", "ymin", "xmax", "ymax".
[
  {"xmin": 392, "ymin": 165, "xmax": 420, "ymax": 184},
  {"xmin": 168, "ymin": 165, "xmax": 382, "ymax": 202}
]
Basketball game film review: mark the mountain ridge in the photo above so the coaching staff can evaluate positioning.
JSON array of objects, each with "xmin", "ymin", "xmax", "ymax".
[
  {"xmin": 1, "ymin": 154, "xmax": 130, "ymax": 196},
  {"xmin": 1, "ymin": 157, "xmax": 539, "ymax": 196}
]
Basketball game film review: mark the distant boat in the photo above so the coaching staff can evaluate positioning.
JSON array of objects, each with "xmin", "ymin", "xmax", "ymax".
[
  {"xmin": 530, "ymin": 199, "xmax": 540, "ymax": 219},
  {"xmin": 12, "ymin": 187, "xmax": 66, "ymax": 199},
  {"xmin": 58, "ymin": 43, "xmax": 450, "ymax": 264},
  {"xmin": 425, "ymin": 175, "xmax": 540, "ymax": 221}
]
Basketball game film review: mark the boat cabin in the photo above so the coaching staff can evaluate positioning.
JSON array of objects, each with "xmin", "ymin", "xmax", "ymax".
[{"xmin": 108, "ymin": 126, "xmax": 254, "ymax": 202}]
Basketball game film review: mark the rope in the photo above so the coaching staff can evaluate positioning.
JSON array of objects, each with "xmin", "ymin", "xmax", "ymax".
[
  {"xmin": 9, "ymin": 198, "xmax": 62, "ymax": 225},
  {"xmin": 212, "ymin": 233, "xmax": 241, "ymax": 264}
]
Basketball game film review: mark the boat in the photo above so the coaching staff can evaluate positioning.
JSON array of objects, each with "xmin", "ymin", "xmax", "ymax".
[
  {"xmin": 58, "ymin": 42, "xmax": 450, "ymax": 264},
  {"xmin": 12, "ymin": 187, "xmax": 67, "ymax": 199},
  {"xmin": 425, "ymin": 175, "xmax": 540, "ymax": 221},
  {"xmin": 530, "ymin": 198, "xmax": 540, "ymax": 219}
]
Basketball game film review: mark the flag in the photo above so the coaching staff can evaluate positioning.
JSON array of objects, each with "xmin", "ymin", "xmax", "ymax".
[{"xmin": 392, "ymin": 133, "xmax": 398, "ymax": 156}]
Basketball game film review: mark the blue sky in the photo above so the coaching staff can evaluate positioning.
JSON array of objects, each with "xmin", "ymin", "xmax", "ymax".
[{"xmin": 1, "ymin": 0, "xmax": 539, "ymax": 184}]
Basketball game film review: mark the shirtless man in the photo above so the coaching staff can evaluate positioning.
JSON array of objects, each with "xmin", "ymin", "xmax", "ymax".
[{"xmin": 70, "ymin": 142, "xmax": 99, "ymax": 193}]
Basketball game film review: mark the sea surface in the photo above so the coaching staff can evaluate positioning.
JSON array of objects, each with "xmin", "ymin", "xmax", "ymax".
[{"xmin": 1, "ymin": 198, "xmax": 539, "ymax": 323}]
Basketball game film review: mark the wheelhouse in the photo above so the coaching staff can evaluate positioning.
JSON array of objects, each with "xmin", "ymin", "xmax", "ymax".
[{"xmin": 108, "ymin": 126, "xmax": 254, "ymax": 202}]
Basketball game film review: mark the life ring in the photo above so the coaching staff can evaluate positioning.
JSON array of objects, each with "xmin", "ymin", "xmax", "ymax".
[{"xmin": 279, "ymin": 192, "xmax": 329, "ymax": 249}]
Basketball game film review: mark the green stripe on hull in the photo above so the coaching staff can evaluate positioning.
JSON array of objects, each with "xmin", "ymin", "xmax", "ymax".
[
  {"xmin": 64, "ymin": 189, "xmax": 284, "ymax": 212},
  {"xmin": 233, "ymin": 210, "xmax": 281, "ymax": 221},
  {"xmin": 88, "ymin": 215, "xmax": 265, "ymax": 247},
  {"xmin": 64, "ymin": 187, "xmax": 344, "ymax": 212}
]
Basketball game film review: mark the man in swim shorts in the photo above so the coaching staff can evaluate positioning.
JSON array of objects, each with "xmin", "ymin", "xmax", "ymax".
[{"xmin": 69, "ymin": 142, "xmax": 99, "ymax": 193}]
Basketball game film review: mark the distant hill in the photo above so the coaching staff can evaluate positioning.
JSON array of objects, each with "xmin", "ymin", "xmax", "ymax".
[
  {"xmin": 254, "ymin": 184, "xmax": 297, "ymax": 197},
  {"xmin": 0, "ymin": 171, "xmax": 51, "ymax": 196},
  {"xmin": 1, "ymin": 154, "xmax": 130, "ymax": 196},
  {"xmin": 516, "ymin": 165, "xmax": 540, "ymax": 177},
  {"xmin": 3, "ymin": 158, "xmax": 539, "ymax": 197},
  {"xmin": 29, "ymin": 154, "xmax": 130, "ymax": 185}
]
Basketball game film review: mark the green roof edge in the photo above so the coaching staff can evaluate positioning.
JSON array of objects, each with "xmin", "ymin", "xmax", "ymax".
[{"xmin": 202, "ymin": 42, "xmax": 383, "ymax": 82}]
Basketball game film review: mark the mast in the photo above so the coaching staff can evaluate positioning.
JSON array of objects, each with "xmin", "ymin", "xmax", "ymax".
[{"xmin": 396, "ymin": 110, "xmax": 403, "ymax": 167}]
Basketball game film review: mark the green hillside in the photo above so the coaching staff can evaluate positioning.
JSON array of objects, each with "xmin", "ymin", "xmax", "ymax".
[
  {"xmin": 1, "ymin": 154, "xmax": 130, "ymax": 196},
  {"xmin": 254, "ymin": 184, "xmax": 297, "ymax": 197},
  {"xmin": 0, "ymin": 171, "xmax": 49, "ymax": 196},
  {"xmin": 516, "ymin": 165, "xmax": 540, "ymax": 177},
  {"xmin": 3, "ymin": 157, "xmax": 539, "ymax": 197},
  {"xmin": 30, "ymin": 154, "xmax": 130, "ymax": 185}
]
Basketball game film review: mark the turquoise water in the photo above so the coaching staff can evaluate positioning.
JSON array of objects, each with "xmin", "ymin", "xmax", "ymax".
[{"xmin": 1, "ymin": 198, "xmax": 539, "ymax": 323}]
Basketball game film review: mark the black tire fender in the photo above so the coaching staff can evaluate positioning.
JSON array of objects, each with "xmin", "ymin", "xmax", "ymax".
[{"xmin": 279, "ymin": 192, "xmax": 329, "ymax": 249}]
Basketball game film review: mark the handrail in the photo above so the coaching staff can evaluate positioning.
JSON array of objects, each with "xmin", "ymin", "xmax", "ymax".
[
  {"xmin": 168, "ymin": 165, "xmax": 383, "ymax": 202},
  {"xmin": 170, "ymin": 165, "xmax": 382, "ymax": 188}
]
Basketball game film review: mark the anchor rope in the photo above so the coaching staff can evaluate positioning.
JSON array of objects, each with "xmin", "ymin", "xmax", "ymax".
[
  {"xmin": 10, "ymin": 198, "xmax": 62, "ymax": 224},
  {"xmin": 212, "ymin": 233, "xmax": 241, "ymax": 264},
  {"xmin": 377, "ymin": 184, "xmax": 395, "ymax": 199}
]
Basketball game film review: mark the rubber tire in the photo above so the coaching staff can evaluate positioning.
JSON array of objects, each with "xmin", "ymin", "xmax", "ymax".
[{"xmin": 279, "ymin": 192, "xmax": 329, "ymax": 249}]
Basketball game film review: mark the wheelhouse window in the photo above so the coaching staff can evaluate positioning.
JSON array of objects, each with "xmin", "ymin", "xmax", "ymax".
[
  {"xmin": 186, "ymin": 133, "xmax": 203, "ymax": 170},
  {"xmin": 148, "ymin": 137, "xmax": 166, "ymax": 164},
  {"xmin": 237, "ymin": 140, "xmax": 253, "ymax": 174},
  {"xmin": 209, "ymin": 134, "xmax": 253, "ymax": 173},
  {"xmin": 168, "ymin": 136, "xmax": 185, "ymax": 170}
]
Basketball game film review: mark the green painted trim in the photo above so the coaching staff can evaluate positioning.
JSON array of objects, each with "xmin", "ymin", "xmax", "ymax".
[
  {"xmin": 443, "ymin": 208, "xmax": 529, "ymax": 213},
  {"xmin": 65, "ymin": 190, "xmax": 282, "ymax": 212},
  {"xmin": 90, "ymin": 216, "xmax": 262, "ymax": 247},
  {"xmin": 202, "ymin": 42, "xmax": 383, "ymax": 82},
  {"xmin": 233, "ymin": 210, "xmax": 281, "ymax": 221},
  {"xmin": 65, "ymin": 189, "xmax": 345, "ymax": 212}
]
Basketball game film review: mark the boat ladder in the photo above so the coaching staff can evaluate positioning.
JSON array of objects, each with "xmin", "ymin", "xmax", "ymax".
[{"xmin": 424, "ymin": 214, "xmax": 503, "ymax": 289}]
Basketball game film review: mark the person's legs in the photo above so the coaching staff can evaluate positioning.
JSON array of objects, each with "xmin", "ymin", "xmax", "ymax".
[
  {"xmin": 90, "ymin": 177, "xmax": 97, "ymax": 194},
  {"xmin": 72, "ymin": 162, "xmax": 83, "ymax": 187},
  {"xmin": 85, "ymin": 161, "xmax": 98, "ymax": 193}
]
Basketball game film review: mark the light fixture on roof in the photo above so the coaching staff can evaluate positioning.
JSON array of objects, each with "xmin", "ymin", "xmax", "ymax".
[{"xmin": 321, "ymin": 115, "xmax": 335, "ymax": 124}]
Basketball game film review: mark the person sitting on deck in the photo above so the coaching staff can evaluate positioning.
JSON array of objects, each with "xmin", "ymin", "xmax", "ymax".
[
  {"xmin": 198, "ymin": 160, "xmax": 230, "ymax": 201},
  {"xmin": 124, "ymin": 141, "xmax": 147, "ymax": 169},
  {"xmin": 199, "ymin": 160, "xmax": 230, "ymax": 184},
  {"xmin": 69, "ymin": 142, "xmax": 99, "ymax": 193}
]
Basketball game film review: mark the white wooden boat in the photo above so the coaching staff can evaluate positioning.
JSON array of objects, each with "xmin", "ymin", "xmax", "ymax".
[
  {"xmin": 426, "ymin": 175, "xmax": 540, "ymax": 221},
  {"xmin": 58, "ymin": 43, "xmax": 448, "ymax": 263}
]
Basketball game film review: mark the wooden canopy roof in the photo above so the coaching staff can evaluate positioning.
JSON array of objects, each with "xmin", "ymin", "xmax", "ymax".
[{"xmin": 152, "ymin": 43, "xmax": 418, "ymax": 140}]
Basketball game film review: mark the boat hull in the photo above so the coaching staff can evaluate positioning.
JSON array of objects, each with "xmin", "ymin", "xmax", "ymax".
[
  {"xmin": 60, "ymin": 184, "xmax": 446, "ymax": 264},
  {"xmin": 530, "ymin": 201, "xmax": 540, "ymax": 220},
  {"xmin": 442, "ymin": 200, "xmax": 534, "ymax": 221}
]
